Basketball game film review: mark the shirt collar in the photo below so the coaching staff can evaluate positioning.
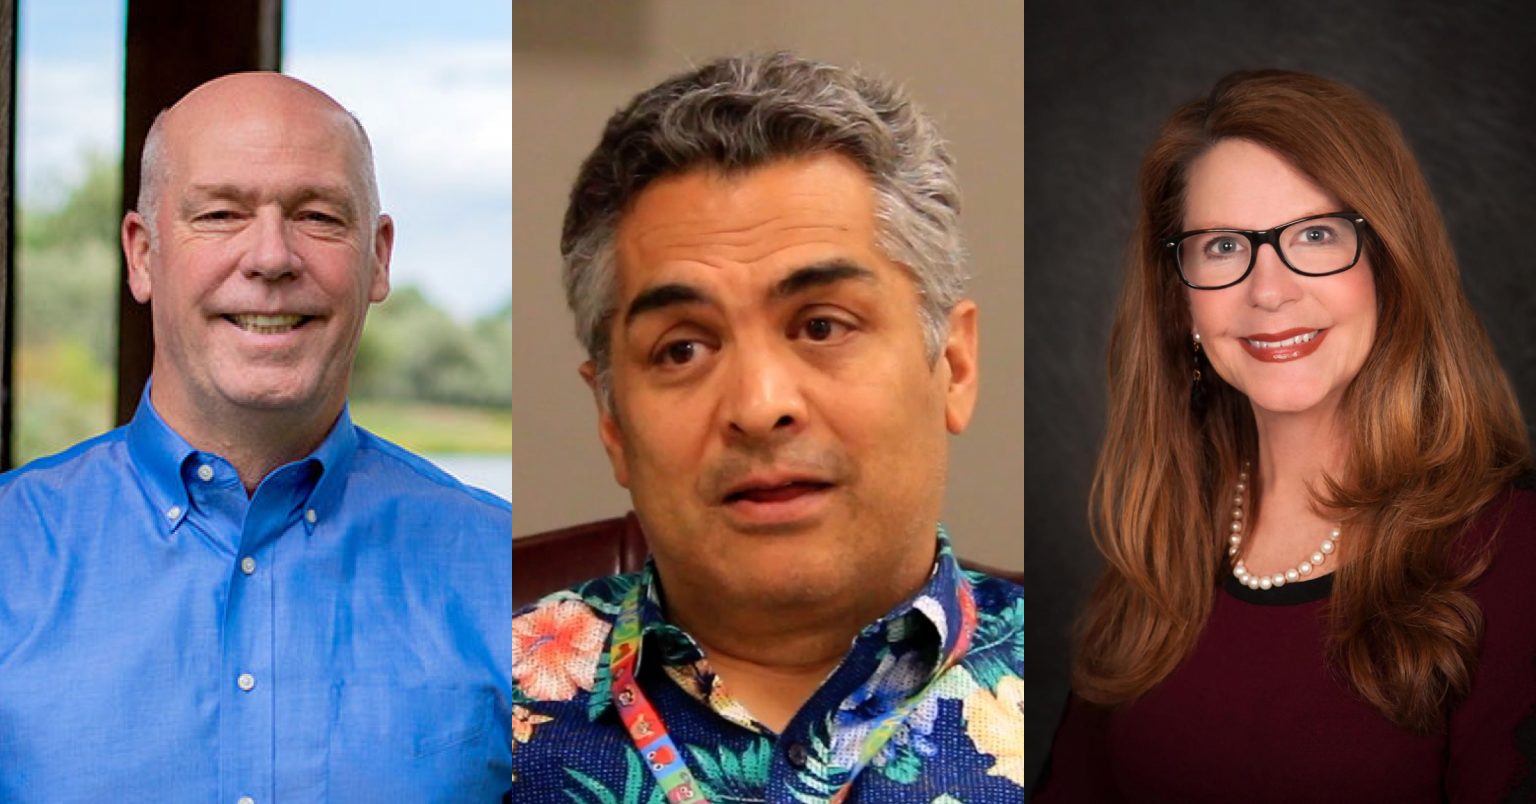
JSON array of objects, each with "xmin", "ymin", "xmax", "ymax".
[
  {"xmin": 864, "ymin": 524, "xmax": 975, "ymax": 669},
  {"xmin": 125, "ymin": 385, "xmax": 198, "ymax": 530},
  {"xmin": 588, "ymin": 524, "xmax": 974, "ymax": 720},
  {"xmin": 125, "ymin": 383, "xmax": 359, "ymax": 533},
  {"xmin": 303, "ymin": 404, "xmax": 358, "ymax": 529}
]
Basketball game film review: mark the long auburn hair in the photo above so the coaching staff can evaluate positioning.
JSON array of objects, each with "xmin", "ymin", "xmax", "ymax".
[{"xmin": 1074, "ymin": 69, "xmax": 1531, "ymax": 733}]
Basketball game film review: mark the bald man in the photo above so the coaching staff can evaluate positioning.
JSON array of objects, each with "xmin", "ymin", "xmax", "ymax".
[{"xmin": 0, "ymin": 74, "xmax": 511, "ymax": 801}]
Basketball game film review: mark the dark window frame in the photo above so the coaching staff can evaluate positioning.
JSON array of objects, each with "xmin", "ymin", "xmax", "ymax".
[{"xmin": 0, "ymin": 0, "xmax": 282, "ymax": 470}]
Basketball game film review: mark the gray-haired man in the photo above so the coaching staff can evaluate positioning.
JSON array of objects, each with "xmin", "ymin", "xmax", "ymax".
[{"xmin": 512, "ymin": 53, "xmax": 1023, "ymax": 802}]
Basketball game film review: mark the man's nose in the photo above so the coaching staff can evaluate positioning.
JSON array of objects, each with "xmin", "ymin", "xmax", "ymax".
[
  {"xmin": 724, "ymin": 340, "xmax": 807, "ymax": 442},
  {"xmin": 241, "ymin": 208, "xmax": 300, "ymax": 281}
]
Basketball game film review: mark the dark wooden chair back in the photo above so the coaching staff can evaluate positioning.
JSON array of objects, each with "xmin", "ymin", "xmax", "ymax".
[{"xmin": 514, "ymin": 512, "xmax": 1021, "ymax": 609}]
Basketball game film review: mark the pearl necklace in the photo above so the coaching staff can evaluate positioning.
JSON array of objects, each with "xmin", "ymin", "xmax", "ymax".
[{"xmin": 1227, "ymin": 466, "xmax": 1341, "ymax": 591}]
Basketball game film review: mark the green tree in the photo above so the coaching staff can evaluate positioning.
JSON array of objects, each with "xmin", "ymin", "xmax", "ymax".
[
  {"xmin": 354, "ymin": 287, "xmax": 511, "ymax": 408},
  {"xmin": 13, "ymin": 152, "xmax": 121, "ymax": 463},
  {"xmin": 11, "ymin": 153, "xmax": 511, "ymax": 463}
]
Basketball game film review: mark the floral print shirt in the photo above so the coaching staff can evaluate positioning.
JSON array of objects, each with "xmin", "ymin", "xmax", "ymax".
[{"xmin": 511, "ymin": 529, "xmax": 1024, "ymax": 803}]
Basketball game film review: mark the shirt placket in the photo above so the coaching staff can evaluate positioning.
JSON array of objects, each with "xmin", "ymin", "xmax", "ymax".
[
  {"xmin": 764, "ymin": 625, "xmax": 932, "ymax": 802},
  {"xmin": 762, "ymin": 649, "xmax": 874, "ymax": 801},
  {"xmin": 213, "ymin": 473, "xmax": 291, "ymax": 804}
]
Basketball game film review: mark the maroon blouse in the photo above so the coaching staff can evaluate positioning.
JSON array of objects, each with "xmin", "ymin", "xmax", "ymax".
[{"xmin": 1037, "ymin": 484, "xmax": 1536, "ymax": 802}]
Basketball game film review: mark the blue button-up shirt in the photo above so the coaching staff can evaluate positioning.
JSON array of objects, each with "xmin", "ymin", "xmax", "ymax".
[{"xmin": 0, "ymin": 391, "xmax": 511, "ymax": 802}]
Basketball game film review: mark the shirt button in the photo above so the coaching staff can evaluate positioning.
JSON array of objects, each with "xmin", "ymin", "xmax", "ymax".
[
  {"xmin": 786, "ymin": 741, "xmax": 809, "ymax": 768},
  {"xmin": 165, "ymin": 505, "xmax": 181, "ymax": 520},
  {"xmin": 305, "ymin": 508, "xmax": 317, "ymax": 524},
  {"xmin": 237, "ymin": 673, "xmax": 256, "ymax": 692},
  {"xmin": 197, "ymin": 464, "xmax": 215, "ymax": 482},
  {"xmin": 238, "ymin": 797, "xmax": 255, "ymax": 804},
  {"xmin": 240, "ymin": 556, "xmax": 257, "ymax": 575}
]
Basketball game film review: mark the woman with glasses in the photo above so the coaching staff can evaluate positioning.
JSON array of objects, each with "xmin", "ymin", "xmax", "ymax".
[{"xmin": 1035, "ymin": 70, "xmax": 1536, "ymax": 800}]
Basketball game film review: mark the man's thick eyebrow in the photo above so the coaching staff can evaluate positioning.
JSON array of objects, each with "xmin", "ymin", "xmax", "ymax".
[
  {"xmin": 623, "ymin": 283, "xmax": 716, "ymax": 327},
  {"xmin": 771, "ymin": 260, "xmax": 878, "ymax": 299}
]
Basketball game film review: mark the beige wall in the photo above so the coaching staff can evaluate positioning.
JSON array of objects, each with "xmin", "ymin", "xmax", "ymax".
[{"xmin": 512, "ymin": 0, "xmax": 1023, "ymax": 571}]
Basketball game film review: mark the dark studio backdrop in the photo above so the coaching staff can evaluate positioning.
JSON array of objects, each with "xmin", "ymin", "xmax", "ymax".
[{"xmin": 1024, "ymin": 0, "xmax": 1536, "ymax": 785}]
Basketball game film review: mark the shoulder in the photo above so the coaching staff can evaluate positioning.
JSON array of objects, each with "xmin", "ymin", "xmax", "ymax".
[
  {"xmin": 0, "ymin": 428, "xmax": 130, "ymax": 506},
  {"xmin": 1462, "ymin": 478, "xmax": 1536, "ymax": 610},
  {"xmin": 957, "ymin": 570, "xmax": 1024, "ymax": 676},
  {"xmin": 1447, "ymin": 478, "xmax": 1536, "ymax": 794},
  {"xmin": 347, "ymin": 426, "xmax": 510, "ymax": 521},
  {"xmin": 0, "ymin": 431, "xmax": 133, "ymax": 608},
  {"xmin": 513, "ymin": 573, "xmax": 637, "ymax": 706},
  {"xmin": 514, "ymin": 572, "xmax": 639, "ymax": 622},
  {"xmin": 1470, "ymin": 478, "xmax": 1536, "ymax": 551},
  {"xmin": 963, "ymin": 569, "xmax": 1024, "ymax": 614},
  {"xmin": 510, "ymin": 578, "xmax": 636, "ymax": 798}
]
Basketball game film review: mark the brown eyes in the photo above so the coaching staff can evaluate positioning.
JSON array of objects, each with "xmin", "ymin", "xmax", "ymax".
[
  {"xmin": 650, "ymin": 316, "xmax": 854, "ymax": 369},
  {"xmin": 801, "ymin": 317, "xmax": 849, "ymax": 342},
  {"xmin": 659, "ymin": 341, "xmax": 702, "ymax": 366}
]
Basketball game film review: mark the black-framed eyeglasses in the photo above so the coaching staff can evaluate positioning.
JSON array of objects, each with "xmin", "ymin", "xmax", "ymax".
[{"xmin": 1165, "ymin": 212, "xmax": 1368, "ymax": 290}]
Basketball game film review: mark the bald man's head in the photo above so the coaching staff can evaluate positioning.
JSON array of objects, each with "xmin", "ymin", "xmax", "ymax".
[
  {"xmin": 136, "ymin": 72, "xmax": 380, "ymax": 242},
  {"xmin": 119, "ymin": 70, "xmax": 394, "ymax": 460}
]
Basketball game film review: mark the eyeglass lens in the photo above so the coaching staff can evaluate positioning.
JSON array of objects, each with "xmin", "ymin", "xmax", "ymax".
[{"xmin": 1177, "ymin": 216, "xmax": 1359, "ymax": 288}]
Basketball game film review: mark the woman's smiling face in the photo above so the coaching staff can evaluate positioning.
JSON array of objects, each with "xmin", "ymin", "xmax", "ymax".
[{"xmin": 1183, "ymin": 138, "xmax": 1377, "ymax": 418}]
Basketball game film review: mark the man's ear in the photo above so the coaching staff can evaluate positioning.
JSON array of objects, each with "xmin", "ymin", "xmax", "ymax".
[
  {"xmin": 368, "ymin": 213, "xmax": 394, "ymax": 304},
  {"xmin": 579, "ymin": 360, "xmax": 630, "ymax": 488},
  {"xmin": 123, "ymin": 211, "xmax": 154, "ymax": 304},
  {"xmin": 941, "ymin": 300, "xmax": 980, "ymax": 434}
]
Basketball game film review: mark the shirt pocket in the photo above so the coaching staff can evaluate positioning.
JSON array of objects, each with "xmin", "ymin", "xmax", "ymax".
[{"xmin": 327, "ymin": 682, "xmax": 497, "ymax": 802}]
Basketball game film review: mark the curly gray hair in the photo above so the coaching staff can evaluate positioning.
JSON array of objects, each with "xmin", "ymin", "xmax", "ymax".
[{"xmin": 561, "ymin": 52, "xmax": 967, "ymax": 406}]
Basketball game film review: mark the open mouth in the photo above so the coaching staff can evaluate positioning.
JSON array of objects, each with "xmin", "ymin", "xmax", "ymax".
[
  {"xmin": 1239, "ymin": 327, "xmax": 1328, "ymax": 362},
  {"xmin": 1244, "ymin": 330, "xmax": 1320, "ymax": 349},
  {"xmin": 225, "ymin": 314, "xmax": 312, "ymax": 335},
  {"xmin": 723, "ymin": 480, "xmax": 833, "ymax": 504}
]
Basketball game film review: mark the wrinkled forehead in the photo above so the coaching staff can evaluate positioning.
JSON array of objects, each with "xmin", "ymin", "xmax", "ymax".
[{"xmin": 159, "ymin": 80, "xmax": 371, "ymax": 193}]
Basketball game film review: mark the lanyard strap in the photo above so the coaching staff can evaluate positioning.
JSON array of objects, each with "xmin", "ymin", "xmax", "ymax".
[
  {"xmin": 611, "ymin": 590, "xmax": 711, "ymax": 804},
  {"xmin": 609, "ymin": 575, "xmax": 977, "ymax": 804}
]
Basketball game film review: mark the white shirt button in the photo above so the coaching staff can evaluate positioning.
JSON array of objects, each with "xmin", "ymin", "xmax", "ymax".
[
  {"xmin": 305, "ymin": 509, "xmax": 317, "ymax": 524},
  {"xmin": 240, "ymin": 556, "xmax": 257, "ymax": 575},
  {"xmin": 237, "ymin": 673, "xmax": 256, "ymax": 692},
  {"xmin": 197, "ymin": 464, "xmax": 215, "ymax": 482},
  {"xmin": 166, "ymin": 506, "xmax": 181, "ymax": 520},
  {"xmin": 238, "ymin": 797, "xmax": 255, "ymax": 804}
]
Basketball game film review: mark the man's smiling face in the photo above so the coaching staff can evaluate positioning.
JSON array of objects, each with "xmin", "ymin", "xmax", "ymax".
[{"xmin": 125, "ymin": 74, "xmax": 392, "ymax": 432}]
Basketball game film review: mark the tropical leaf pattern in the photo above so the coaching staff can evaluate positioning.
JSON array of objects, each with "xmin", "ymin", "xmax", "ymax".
[{"xmin": 511, "ymin": 528, "xmax": 1024, "ymax": 802}]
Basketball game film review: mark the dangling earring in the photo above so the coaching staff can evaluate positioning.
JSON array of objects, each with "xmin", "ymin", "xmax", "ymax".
[{"xmin": 1191, "ymin": 333, "xmax": 1207, "ymax": 414}]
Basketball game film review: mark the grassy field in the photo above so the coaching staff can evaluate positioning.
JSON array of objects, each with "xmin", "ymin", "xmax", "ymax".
[{"xmin": 349, "ymin": 399, "xmax": 512, "ymax": 454}]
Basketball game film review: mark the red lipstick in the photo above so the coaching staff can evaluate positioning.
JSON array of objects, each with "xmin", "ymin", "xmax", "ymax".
[{"xmin": 1238, "ymin": 327, "xmax": 1328, "ymax": 363}]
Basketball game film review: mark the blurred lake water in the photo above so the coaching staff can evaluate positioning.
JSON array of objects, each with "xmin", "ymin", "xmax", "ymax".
[{"xmin": 427, "ymin": 453, "xmax": 511, "ymax": 502}]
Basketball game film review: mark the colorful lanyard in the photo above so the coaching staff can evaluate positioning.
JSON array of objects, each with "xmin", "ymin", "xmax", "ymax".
[
  {"xmin": 608, "ymin": 574, "xmax": 977, "ymax": 804},
  {"xmin": 609, "ymin": 588, "xmax": 711, "ymax": 804}
]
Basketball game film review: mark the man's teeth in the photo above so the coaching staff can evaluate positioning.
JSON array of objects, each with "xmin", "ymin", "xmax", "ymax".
[
  {"xmin": 230, "ymin": 314, "xmax": 304, "ymax": 334},
  {"xmin": 1246, "ymin": 330, "xmax": 1318, "ymax": 349}
]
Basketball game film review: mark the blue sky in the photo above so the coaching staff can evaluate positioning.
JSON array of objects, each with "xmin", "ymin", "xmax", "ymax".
[{"xmin": 16, "ymin": 0, "xmax": 511, "ymax": 322}]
